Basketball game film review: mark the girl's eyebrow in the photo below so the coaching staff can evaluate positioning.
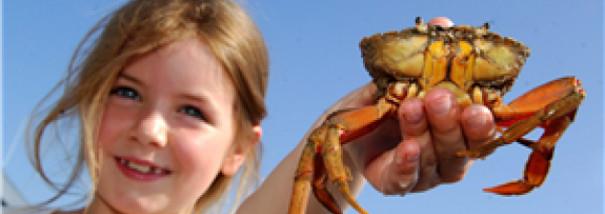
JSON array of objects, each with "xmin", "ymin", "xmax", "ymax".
[
  {"xmin": 182, "ymin": 92, "xmax": 218, "ymax": 111},
  {"xmin": 117, "ymin": 72, "xmax": 143, "ymax": 86},
  {"xmin": 182, "ymin": 93, "xmax": 207, "ymax": 103}
]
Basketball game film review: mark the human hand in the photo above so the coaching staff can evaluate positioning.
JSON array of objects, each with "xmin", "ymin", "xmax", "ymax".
[{"xmin": 320, "ymin": 81, "xmax": 496, "ymax": 196}]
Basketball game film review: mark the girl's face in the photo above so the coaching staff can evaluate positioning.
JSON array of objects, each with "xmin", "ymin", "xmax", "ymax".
[{"xmin": 94, "ymin": 37, "xmax": 253, "ymax": 213}]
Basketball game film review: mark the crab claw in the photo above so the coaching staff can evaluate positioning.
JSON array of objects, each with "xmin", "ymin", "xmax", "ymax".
[
  {"xmin": 483, "ymin": 148, "xmax": 552, "ymax": 195},
  {"xmin": 484, "ymin": 181, "xmax": 536, "ymax": 195}
]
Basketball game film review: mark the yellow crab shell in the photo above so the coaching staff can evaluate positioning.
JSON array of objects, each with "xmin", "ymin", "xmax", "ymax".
[{"xmin": 359, "ymin": 20, "xmax": 530, "ymax": 105}]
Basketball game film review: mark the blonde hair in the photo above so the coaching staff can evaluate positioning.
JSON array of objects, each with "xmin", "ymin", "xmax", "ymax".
[{"xmin": 30, "ymin": 0, "xmax": 268, "ymax": 212}]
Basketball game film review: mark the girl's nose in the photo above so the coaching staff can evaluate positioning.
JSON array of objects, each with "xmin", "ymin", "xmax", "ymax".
[{"xmin": 135, "ymin": 110, "xmax": 168, "ymax": 147}]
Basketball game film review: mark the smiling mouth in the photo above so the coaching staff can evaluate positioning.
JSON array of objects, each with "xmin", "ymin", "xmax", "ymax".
[{"xmin": 115, "ymin": 157, "xmax": 172, "ymax": 178}]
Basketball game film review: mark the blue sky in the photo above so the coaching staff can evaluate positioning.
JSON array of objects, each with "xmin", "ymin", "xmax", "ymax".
[{"xmin": 4, "ymin": 0, "xmax": 603, "ymax": 213}]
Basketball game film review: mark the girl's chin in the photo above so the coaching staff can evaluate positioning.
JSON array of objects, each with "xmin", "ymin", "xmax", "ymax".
[{"xmin": 97, "ymin": 192, "xmax": 176, "ymax": 214}]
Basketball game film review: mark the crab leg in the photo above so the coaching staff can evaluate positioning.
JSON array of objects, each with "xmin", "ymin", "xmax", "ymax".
[
  {"xmin": 484, "ymin": 116, "xmax": 571, "ymax": 195},
  {"xmin": 457, "ymin": 77, "xmax": 585, "ymax": 195},
  {"xmin": 289, "ymin": 99, "xmax": 397, "ymax": 214},
  {"xmin": 312, "ymin": 155, "xmax": 342, "ymax": 214},
  {"xmin": 290, "ymin": 135, "xmax": 321, "ymax": 214},
  {"xmin": 459, "ymin": 77, "xmax": 584, "ymax": 157}
]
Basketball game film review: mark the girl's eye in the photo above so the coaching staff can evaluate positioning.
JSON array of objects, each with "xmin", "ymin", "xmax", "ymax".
[
  {"xmin": 180, "ymin": 105, "xmax": 207, "ymax": 121},
  {"xmin": 110, "ymin": 86, "xmax": 140, "ymax": 100}
]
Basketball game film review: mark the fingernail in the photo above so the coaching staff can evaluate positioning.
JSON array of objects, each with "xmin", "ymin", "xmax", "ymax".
[
  {"xmin": 394, "ymin": 152, "xmax": 404, "ymax": 165},
  {"xmin": 395, "ymin": 155, "xmax": 404, "ymax": 165},
  {"xmin": 395, "ymin": 150, "xmax": 417, "ymax": 165},
  {"xmin": 403, "ymin": 103, "xmax": 423, "ymax": 124},
  {"xmin": 466, "ymin": 107, "xmax": 489, "ymax": 128},
  {"xmin": 428, "ymin": 94, "xmax": 451, "ymax": 116},
  {"xmin": 406, "ymin": 151, "xmax": 419, "ymax": 162},
  {"xmin": 404, "ymin": 143, "xmax": 420, "ymax": 162},
  {"xmin": 395, "ymin": 142, "xmax": 420, "ymax": 165}
]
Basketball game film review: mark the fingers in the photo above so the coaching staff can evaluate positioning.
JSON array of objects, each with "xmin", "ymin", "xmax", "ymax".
[
  {"xmin": 371, "ymin": 138, "xmax": 421, "ymax": 195},
  {"xmin": 379, "ymin": 91, "xmax": 497, "ymax": 193},
  {"xmin": 359, "ymin": 84, "xmax": 497, "ymax": 196},
  {"xmin": 423, "ymin": 89, "xmax": 468, "ymax": 183},
  {"xmin": 399, "ymin": 99, "xmax": 427, "ymax": 136},
  {"xmin": 460, "ymin": 105, "xmax": 496, "ymax": 150},
  {"xmin": 398, "ymin": 99, "xmax": 440, "ymax": 192},
  {"xmin": 361, "ymin": 100, "xmax": 424, "ymax": 195}
]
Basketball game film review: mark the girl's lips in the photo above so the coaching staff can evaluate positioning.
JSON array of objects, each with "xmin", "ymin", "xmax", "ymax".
[{"xmin": 115, "ymin": 156, "xmax": 172, "ymax": 182}]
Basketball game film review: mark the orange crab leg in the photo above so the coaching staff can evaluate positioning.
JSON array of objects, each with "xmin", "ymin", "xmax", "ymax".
[
  {"xmin": 312, "ymin": 155, "xmax": 342, "ymax": 214},
  {"xmin": 458, "ymin": 77, "xmax": 585, "ymax": 195},
  {"xmin": 492, "ymin": 77, "xmax": 583, "ymax": 124},
  {"xmin": 466, "ymin": 77, "xmax": 584, "ymax": 156},
  {"xmin": 484, "ymin": 116, "xmax": 571, "ymax": 195},
  {"xmin": 290, "ymin": 135, "xmax": 319, "ymax": 214},
  {"xmin": 289, "ymin": 99, "xmax": 397, "ymax": 214}
]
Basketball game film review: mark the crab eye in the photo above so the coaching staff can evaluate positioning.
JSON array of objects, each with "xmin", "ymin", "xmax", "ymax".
[{"xmin": 415, "ymin": 17, "xmax": 423, "ymax": 25}]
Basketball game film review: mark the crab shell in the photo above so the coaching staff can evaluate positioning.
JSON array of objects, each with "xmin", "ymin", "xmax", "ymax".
[{"xmin": 359, "ymin": 21, "xmax": 530, "ymax": 104}]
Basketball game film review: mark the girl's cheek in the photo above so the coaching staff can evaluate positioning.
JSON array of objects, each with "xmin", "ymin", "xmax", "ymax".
[
  {"xmin": 171, "ymin": 132, "xmax": 223, "ymax": 177},
  {"xmin": 98, "ymin": 100, "xmax": 137, "ymax": 147},
  {"xmin": 172, "ymin": 136, "xmax": 203, "ymax": 170}
]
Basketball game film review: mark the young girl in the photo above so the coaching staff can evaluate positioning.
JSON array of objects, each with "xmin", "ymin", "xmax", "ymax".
[{"xmin": 20, "ymin": 0, "xmax": 496, "ymax": 213}]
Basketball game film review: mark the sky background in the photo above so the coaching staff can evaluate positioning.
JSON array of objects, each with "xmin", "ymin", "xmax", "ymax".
[{"xmin": 3, "ymin": 0, "xmax": 603, "ymax": 213}]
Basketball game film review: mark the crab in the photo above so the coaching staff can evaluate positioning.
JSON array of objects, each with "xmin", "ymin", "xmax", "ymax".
[{"xmin": 288, "ymin": 17, "xmax": 585, "ymax": 214}]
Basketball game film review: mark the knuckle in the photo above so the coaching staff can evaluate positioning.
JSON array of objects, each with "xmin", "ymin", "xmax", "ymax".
[
  {"xmin": 421, "ymin": 156, "xmax": 438, "ymax": 169},
  {"xmin": 431, "ymin": 116, "xmax": 460, "ymax": 133},
  {"xmin": 437, "ymin": 158, "xmax": 468, "ymax": 183},
  {"xmin": 441, "ymin": 172, "xmax": 465, "ymax": 183},
  {"xmin": 433, "ymin": 130, "xmax": 464, "ymax": 149},
  {"xmin": 438, "ymin": 163, "xmax": 467, "ymax": 183}
]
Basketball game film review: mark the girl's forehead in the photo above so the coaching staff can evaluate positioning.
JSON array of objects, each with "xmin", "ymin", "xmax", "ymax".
[{"xmin": 122, "ymin": 37, "xmax": 236, "ymax": 103}]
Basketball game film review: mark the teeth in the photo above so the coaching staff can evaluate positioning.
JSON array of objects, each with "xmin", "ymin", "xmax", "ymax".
[
  {"xmin": 127, "ymin": 161, "xmax": 152, "ymax": 173},
  {"xmin": 153, "ymin": 168, "xmax": 164, "ymax": 175},
  {"xmin": 117, "ymin": 157, "xmax": 168, "ymax": 175}
]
